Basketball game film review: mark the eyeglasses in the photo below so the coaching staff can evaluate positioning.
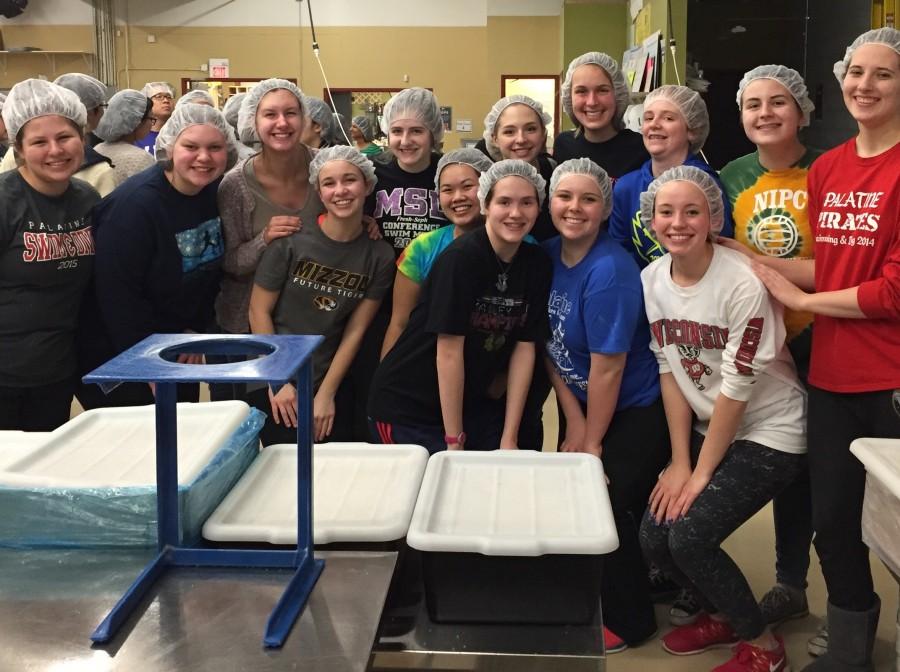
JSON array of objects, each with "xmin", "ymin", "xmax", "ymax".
[{"xmin": 152, "ymin": 94, "xmax": 173, "ymax": 101}]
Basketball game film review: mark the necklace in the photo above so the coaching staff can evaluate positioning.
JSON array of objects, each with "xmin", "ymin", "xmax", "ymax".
[{"xmin": 494, "ymin": 253, "xmax": 514, "ymax": 292}]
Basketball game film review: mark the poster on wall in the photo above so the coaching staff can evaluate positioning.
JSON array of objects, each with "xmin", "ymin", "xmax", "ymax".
[
  {"xmin": 622, "ymin": 45, "xmax": 645, "ymax": 92},
  {"xmin": 641, "ymin": 30, "xmax": 661, "ymax": 92},
  {"xmin": 440, "ymin": 106, "xmax": 452, "ymax": 133}
]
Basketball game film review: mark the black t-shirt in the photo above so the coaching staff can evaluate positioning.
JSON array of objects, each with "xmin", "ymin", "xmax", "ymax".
[
  {"xmin": 532, "ymin": 153, "xmax": 557, "ymax": 242},
  {"xmin": 552, "ymin": 129, "xmax": 649, "ymax": 181},
  {"xmin": 365, "ymin": 153, "xmax": 447, "ymax": 258},
  {"xmin": 368, "ymin": 227, "xmax": 552, "ymax": 427},
  {"xmin": 0, "ymin": 171, "xmax": 100, "ymax": 386}
]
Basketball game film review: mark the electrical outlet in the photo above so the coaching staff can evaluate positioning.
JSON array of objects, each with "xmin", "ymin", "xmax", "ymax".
[
  {"xmin": 200, "ymin": 64, "xmax": 208, "ymax": 72},
  {"xmin": 147, "ymin": 34, "xmax": 156, "ymax": 43}
]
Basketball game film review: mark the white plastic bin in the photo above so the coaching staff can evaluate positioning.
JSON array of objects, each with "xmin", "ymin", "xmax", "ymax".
[{"xmin": 406, "ymin": 450, "xmax": 618, "ymax": 624}]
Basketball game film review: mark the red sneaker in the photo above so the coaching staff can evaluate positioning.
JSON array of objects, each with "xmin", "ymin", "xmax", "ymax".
[
  {"xmin": 603, "ymin": 626, "xmax": 627, "ymax": 654},
  {"xmin": 662, "ymin": 613, "xmax": 739, "ymax": 655},
  {"xmin": 712, "ymin": 636, "xmax": 789, "ymax": 671}
]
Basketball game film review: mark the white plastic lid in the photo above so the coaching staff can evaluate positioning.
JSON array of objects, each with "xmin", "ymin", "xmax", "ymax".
[
  {"xmin": 851, "ymin": 438, "xmax": 900, "ymax": 497},
  {"xmin": 203, "ymin": 442, "xmax": 429, "ymax": 544},
  {"xmin": 0, "ymin": 401, "xmax": 251, "ymax": 488},
  {"xmin": 407, "ymin": 450, "xmax": 619, "ymax": 556}
]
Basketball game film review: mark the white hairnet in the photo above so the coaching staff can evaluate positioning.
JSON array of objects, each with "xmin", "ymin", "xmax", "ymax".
[
  {"xmin": 639, "ymin": 165, "xmax": 725, "ymax": 239},
  {"xmin": 303, "ymin": 96, "xmax": 335, "ymax": 144},
  {"xmin": 2, "ymin": 79, "xmax": 87, "ymax": 144},
  {"xmin": 54, "ymin": 73, "xmax": 108, "ymax": 111},
  {"xmin": 141, "ymin": 82, "xmax": 174, "ymax": 99},
  {"xmin": 833, "ymin": 27, "xmax": 900, "ymax": 82},
  {"xmin": 561, "ymin": 52, "xmax": 630, "ymax": 131},
  {"xmin": 435, "ymin": 147, "xmax": 494, "ymax": 190},
  {"xmin": 94, "ymin": 89, "xmax": 149, "ymax": 142},
  {"xmin": 644, "ymin": 85, "xmax": 710, "ymax": 154},
  {"xmin": 237, "ymin": 79, "xmax": 305, "ymax": 144},
  {"xmin": 379, "ymin": 87, "xmax": 444, "ymax": 144},
  {"xmin": 176, "ymin": 90, "xmax": 215, "ymax": 109},
  {"xmin": 736, "ymin": 65, "xmax": 815, "ymax": 127},
  {"xmin": 308, "ymin": 145, "xmax": 377, "ymax": 195},
  {"xmin": 0, "ymin": 92, "xmax": 6, "ymax": 114},
  {"xmin": 482, "ymin": 95, "xmax": 552, "ymax": 161},
  {"xmin": 222, "ymin": 92, "xmax": 246, "ymax": 130},
  {"xmin": 351, "ymin": 115, "xmax": 374, "ymax": 141},
  {"xmin": 549, "ymin": 158, "xmax": 613, "ymax": 222},
  {"xmin": 477, "ymin": 159, "xmax": 547, "ymax": 210},
  {"xmin": 154, "ymin": 103, "xmax": 239, "ymax": 168}
]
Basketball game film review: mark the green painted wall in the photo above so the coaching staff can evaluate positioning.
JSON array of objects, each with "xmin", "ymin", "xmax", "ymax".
[{"xmin": 648, "ymin": 0, "xmax": 687, "ymax": 85}]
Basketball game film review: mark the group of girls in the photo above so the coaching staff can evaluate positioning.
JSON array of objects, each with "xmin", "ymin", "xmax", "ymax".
[{"xmin": 0, "ymin": 23, "xmax": 897, "ymax": 672}]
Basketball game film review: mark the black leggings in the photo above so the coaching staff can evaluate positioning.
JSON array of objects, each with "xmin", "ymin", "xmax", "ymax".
[
  {"xmin": 808, "ymin": 385, "xmax": 900, "ymax": 612},
  {"xmin": 639, "ymin": 434, "xmax": 803, "ymax": 641}
]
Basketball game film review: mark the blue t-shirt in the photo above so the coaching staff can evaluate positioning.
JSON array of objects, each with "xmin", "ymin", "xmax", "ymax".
[
  {"xmin": 134, "ymin": 129, "xmax": 159, "ymax": 157},
  {"xmin": 542, "ymin": 232, "xmax": 659, "ymax": 410},
  {"xmin": 607, "ymin": 154, "xmax": 735, "ymax": 268}
]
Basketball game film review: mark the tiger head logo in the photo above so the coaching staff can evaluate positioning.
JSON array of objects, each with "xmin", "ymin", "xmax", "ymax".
[{"xmin": 314, "ymin": 295, "xmax": 337, "ymax": 312}]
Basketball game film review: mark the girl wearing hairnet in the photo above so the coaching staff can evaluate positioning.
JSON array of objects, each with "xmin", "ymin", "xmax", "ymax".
[
  {"xmin": 212, "ymin": 79, "xmax": 324, "ymax": 400},
  {"xmin": 248, "ymin": 147, "xmax": 394, "ymax": 444},
  {"xmin": 733, "ymin": 29, "xmax": 900, "ymax": 671},
  {"xmin": 93, "ymin": 89, "xmax": 156, "ymax": 185},
  {"xmin": 381, "ymin": 148, "xmax": 493, "ymax": 357},
  {"xmin": 76, "ymin": 104, "xmax": 236, "ymax": 409},
  {"xmin": 350, "ymin": 88, "xmax": 449, "ymax": 440},
  {"xmin": 0, "ymin": 93, "xmax": 8, "ymax": 159},
  {"xmin": 350, "ymin": 115, "xmax": 381, "ymax": 157},
  {"xmin": 135, "ymin": 81, "xmax": 175, "ymax": 156},
  {"xmin": 368, "ymin": 160, "xmax": 552, "ymax": 455},
  {"xmin": 608, "ymin": 85, "xmax": 734, "ymax": 269},
  {"xmin": 638, "ymin": 166, "xmax": 806, "ymax": 672},
  {"xmin": 553, "ymin": 52, "xmax": 649, "ymax": 178},
  {"xmin": 0, "ymin": 79, "xmax": 101, "ymax": 430},
  {"xmin": 543, "ymin": 158, "xmax": 669, "ymax": 653},
  {"xmin": 716, "ymin": 65, "xmax": 821, "ymax": 639}
]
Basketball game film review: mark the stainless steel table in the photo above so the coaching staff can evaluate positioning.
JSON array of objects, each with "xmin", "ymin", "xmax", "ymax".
[{"xmin": 0, "ymin": 548, "xmax": 396, "ymax": 672}]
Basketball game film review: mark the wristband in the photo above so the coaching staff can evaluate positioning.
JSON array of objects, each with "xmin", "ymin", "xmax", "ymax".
[{"xmin": 444, "ymin": 431, "xmax": 466, "ymax": 445}]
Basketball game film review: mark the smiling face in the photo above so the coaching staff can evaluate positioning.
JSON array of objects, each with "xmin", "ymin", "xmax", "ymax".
[
  {"xmin": 484, "ymin": 176, "xmax": 540, "ymax": 248},
  {"xmin": 550, "ymin": 174, "xmax": 606, "ymax": 245},
  {"xmin": 317, "ymin": 160, "xmax": 367, "ymax": 219},
  {"xmin": 16, "ymin": 115, "xmax": 84, "ymax": 194},
  {"xmin": 571, "ymin": 64, "xmax": 618, "ymax": 141},
  {"xmin": 842, "ymin": 43, "xmax": 900, "ymax": 130},
  {"xmin": 166, "ymin": 124, "xmax": 228, "ymax": 195},
  {"xmin": 740, "ymin": 78, "xmax": 803, "ymax": 147},
  {"xmin": 438, "ymin": 163, "xmax": 482, "ymax": 229},
  {"xmin": 650, "ymin": 180, "xmax": 712, "ymax": 260},
  {"xmin": 256, "ymin": 89, "xmax": 304, "ymax": 152},
  {"xmin": 492, "ymin": 104, "xmax": 546, "ymax": 163},
  {"xmin": 642, "ymin": 99, "xmax": 693, "ymax": 163},
  {"xmin": 388, "ymin": 117, "xmax": 432, "ymax": 172}
]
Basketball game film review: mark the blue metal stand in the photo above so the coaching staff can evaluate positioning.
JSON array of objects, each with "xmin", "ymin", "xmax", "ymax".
[{"xmin": 83, "ymin": 334, "xmax": 324, "ymax": 648}]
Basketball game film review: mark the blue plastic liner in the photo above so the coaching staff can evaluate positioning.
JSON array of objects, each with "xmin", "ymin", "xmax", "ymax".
[{"xmin": 0, "ymin": 408, "xmax": 265, "ymax": 549}]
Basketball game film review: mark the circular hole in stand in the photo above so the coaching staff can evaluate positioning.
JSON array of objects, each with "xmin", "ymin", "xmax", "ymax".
[{"xmin": 159, "ymin": 338, "xmax": 276, "ymax": 363}]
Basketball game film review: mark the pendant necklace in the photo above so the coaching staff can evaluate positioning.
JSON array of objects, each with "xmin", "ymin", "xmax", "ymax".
[{"xmin": 494, "ymin": 253, "xmax": 514, "ymax": 292}]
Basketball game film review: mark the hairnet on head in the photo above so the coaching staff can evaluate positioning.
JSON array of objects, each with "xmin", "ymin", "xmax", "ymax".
[
  {"xmin": 237, "ymin": 79, "xmax": 305, "ymax": 144},
  {"xmin": 94, "ymin": 89, "xmax": 150, "ymax": 142},
  {"xmin": 154, "ymin": 103, "xmax": 239, "ymax": 168},
  {"xmin": 0, "ymin": 92, "xmax": 7, "ymax": 114},
  {"xmin": 434, "ymin": 147, "xmax": 494, "ymax": 190},
  {"xmin": 2, "ymin": 79, "xmax": 87, "ymax": 144},
  {"xmin": 379, "ymin": 87, "xmax": 444, "ymax": 144},
  {"xmin": 141, "ymin": 82, "xmax": 174, "ymax": 99},
  {"xmin": 303, "ymin": 96, "xmax": 335, "ymax": 143},
  {"xmin": 833, "ymin": 27, "xmax": 900, "ymax": 82},
  {"xmin": 736, "ymin": 65, "xmax": 815, "ymax": 127},
  {"xmin": 549, "ymin": 158, "xmax": 613, "ymax": 222},
  {"xmin": 644, "ymin": 85, "xmax": 710, "ymax": 154},
  {"xmin": 561, "ymin": 52, "xmax": 630, "ymax": 131},
  {"xmin": 351, "ymin": 115, "xmax": 374, "ymax": 141},
  {"xmin": 482, "ymin": 95, "xmax": 552, "ymax": 160},
  {"xmin": 54, "ymin": 73, "xmax": 108, "ymax": 111},
  {"xmin": 477, "ymin": 159, "xmax": 547, "ymax": 210},
  {"xmin": 308, "ymin": 145, "xmax": 377, "ymax": 195},
  {"xmin": 176, "ymin": 90, "xmax": 215, "ymax": 109},
  {"xmin": 639, "ymin": 165, "xmax": 725, "ymax": 239},
  {"xmin": 222, "ymin": 92, "xmax": 246, "ymax": 130}
]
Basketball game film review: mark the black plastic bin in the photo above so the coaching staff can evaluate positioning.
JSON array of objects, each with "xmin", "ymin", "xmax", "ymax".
[{"xmin": 422, "ymin": 551, "xmax": 603, "ymax": 625}]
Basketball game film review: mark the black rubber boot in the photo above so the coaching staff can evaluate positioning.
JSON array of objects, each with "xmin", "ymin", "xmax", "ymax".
[{"xmin": 802, "ymin": 594, "xmax": 880, "ymax": 671}]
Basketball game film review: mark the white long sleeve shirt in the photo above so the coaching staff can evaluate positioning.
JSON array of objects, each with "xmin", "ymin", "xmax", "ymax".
[{"xmin": 641, "ymin": 245, "xmax": 807, "ymax": 454}]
